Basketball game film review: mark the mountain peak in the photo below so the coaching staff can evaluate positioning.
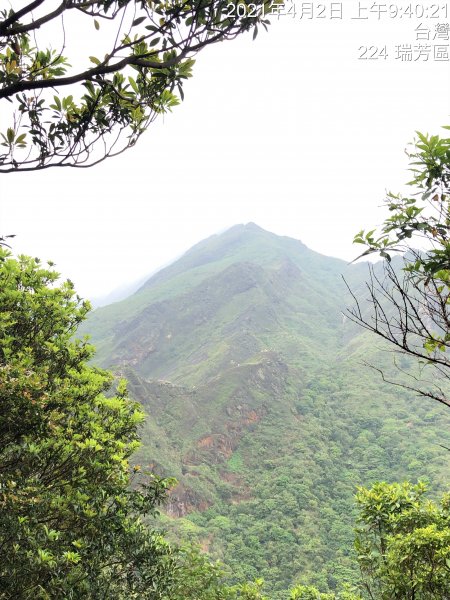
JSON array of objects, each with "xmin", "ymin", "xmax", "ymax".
[
  {"xmin": 200, "ymin": 222, "xmax": 272, "ymax": 245},
  {"xmin": 89, "ymin": 225, "xmax": 344, "ymax": 313},
  {"xmin": 135, "ymin": 223, "xmax": 275, "ymax": 292},
  {"xmin": 228, "ymin": 222, "xmax": 264, "ymax": 233}
]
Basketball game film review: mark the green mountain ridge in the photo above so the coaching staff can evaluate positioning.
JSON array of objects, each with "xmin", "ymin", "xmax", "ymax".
[
  {"xmin": 85, "ymin": 223, "xmax": 364, "ymax": 375},
  {"xmin": 83, "ymin": 224, "xmax": 450, "ymax": 596}
]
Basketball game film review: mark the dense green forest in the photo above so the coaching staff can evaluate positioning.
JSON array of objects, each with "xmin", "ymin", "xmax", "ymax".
[
  {"xmin": 3, "ymin": 223, "xmax": 450, "ymax": 598},
  {"xmin": 0, "ymin": 237, "xmax": 450, "ymax": 600},
  {"xmin": 3, "ymin": 122, "xmax": 450, "ymax": 600},
  {"xmin": 2, "ymin": 0, "xmax": 450, "ymax": 591},
  {"xmin": 83, "ymin": 223, "xmax": 450, "ymax": 596}
]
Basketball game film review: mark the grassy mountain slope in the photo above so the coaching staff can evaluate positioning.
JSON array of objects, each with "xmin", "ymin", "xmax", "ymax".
[
  {"xmin": 84, "ymin": 224, "xmax": 366, "ymax": 378},
  {"xmin": 82, "ymin": 224, "xmax": 450, "ymax": 596}
]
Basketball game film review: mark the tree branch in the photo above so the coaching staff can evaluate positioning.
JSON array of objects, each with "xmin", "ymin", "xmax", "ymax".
[
  {"xmin": 0, "ymin": 0, "xmax": 47, "ymax": 34},
  {"xmin": 0, "ymin": 50, "xmax": 187, "ymax": 98},
  {"xmin": 2, "ymin": 2, "xmax": 68, "ymax": 36}
]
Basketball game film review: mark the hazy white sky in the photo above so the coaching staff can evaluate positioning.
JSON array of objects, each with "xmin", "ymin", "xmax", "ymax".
[{"xmin": 1, "ymin": 2, "xmax": 450, "ymax": 299}]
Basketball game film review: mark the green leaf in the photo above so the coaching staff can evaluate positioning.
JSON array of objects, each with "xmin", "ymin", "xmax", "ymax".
[
  {"xmin": 128, "ymin": 76, "xmax": 139, "ymax": 94},
  {"xmin": 6, "ymin": 128, "xmax": 15, "ymax": 144},
  {"xmin": 132, "ymin": 16, "xmax": 146, "ymax": 27}
]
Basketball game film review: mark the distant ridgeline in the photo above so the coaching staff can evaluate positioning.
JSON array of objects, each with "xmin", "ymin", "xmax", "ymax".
[{"xmin": 82, "ymin": 223, "xmax": 450, "ymax": 596}]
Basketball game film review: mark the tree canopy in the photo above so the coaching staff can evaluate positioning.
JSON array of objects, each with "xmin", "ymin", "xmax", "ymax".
[
  {"xmin": 292, "ymin": 481, "xmax": 450, "ymax": 600},
  {"xmin": 0, "ymin": 249, "xmax": 178, "ymax": 598},
  {"xmin": 0, "ymin": 0, "xmax": 270, "ymax": 171},
  {"xmin": 355, "ymin": 481, "xmax": 450, "ymax": 600}
]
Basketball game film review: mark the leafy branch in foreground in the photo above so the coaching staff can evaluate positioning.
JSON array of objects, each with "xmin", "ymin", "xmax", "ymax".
[
  {"xmin": 347, "ymin": 128, "xmax": 450, "ymax": 407},
  {"xmin": 353, "ymin": 129, "xmax": 450, "ymax": 271},
  {"xmin": 0, "ymin": 0, "xmax": 271, "ymax": 171}
]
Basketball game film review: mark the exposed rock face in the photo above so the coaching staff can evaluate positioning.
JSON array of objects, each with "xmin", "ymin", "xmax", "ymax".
[
  {"xmin": 166, "ymin": 483, "xmax": 210, "ymax": 517},
  {"xmin": 124, "ymin": 358, "xmax": 279, "ymax": 515}
]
